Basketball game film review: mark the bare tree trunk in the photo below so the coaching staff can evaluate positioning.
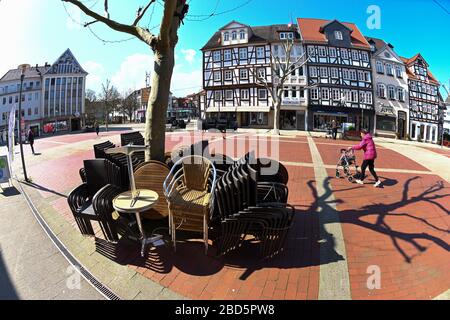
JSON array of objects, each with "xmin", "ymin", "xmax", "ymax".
[
  {"xmin": 273, "ymin": 102, "xmax": 281, "ymax": 135},
  {"xmin": 105, "ymin": 113, "xmax": 109, "ymax": 132},
  {"xmin": 145, "ymin": 50, "xmax": 175, "ymax": 161}
]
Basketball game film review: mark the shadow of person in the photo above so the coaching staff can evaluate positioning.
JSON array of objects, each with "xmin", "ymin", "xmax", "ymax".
[{"xmin": 377, "ymin": 176, "xmax": 398, "ymax": 188}]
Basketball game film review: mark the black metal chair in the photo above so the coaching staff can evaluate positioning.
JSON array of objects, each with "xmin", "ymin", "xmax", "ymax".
[{"xmin": 68, "ymin": 159, "xmax": 123, "ymax": 242}]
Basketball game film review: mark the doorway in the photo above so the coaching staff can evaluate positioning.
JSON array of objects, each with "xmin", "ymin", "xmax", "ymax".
[{"xmin": 397, "ymin": 111, "xmax": 407, "ymax": 139}]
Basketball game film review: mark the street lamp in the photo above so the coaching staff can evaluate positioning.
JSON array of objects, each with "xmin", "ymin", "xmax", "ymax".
[{"xmin": 18, "ymin": 65, "xmax": 29, "ymax": 182}]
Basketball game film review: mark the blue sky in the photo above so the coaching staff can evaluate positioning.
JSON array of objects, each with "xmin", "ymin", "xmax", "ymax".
[{"xmin": 0, "ymin": 0, "xmax": 449, "ymax": 98}]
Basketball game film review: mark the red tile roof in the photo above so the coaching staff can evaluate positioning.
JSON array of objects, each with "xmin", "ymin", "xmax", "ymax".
[
  {"xmin": 401, "ymin": 54, "xmax": 439, "ymax": 85},
  {"xmin": 297, "ymin": 18, "xmax": 371, "ymax": 49}
]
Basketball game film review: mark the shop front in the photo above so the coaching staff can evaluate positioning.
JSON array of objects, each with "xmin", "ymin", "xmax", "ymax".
[
  {"xmin": 280, "ymin": 110, "xmax": 307, "ymax": 131},
  {"xmin": 375, "ymin": 105, "xmax": 396, "ymax": 137},
  {"xmin": 308, "ymin": 106, "xmax": 374, "ymax": 133}
]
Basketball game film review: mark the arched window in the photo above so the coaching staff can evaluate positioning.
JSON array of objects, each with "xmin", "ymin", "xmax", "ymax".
[
  {"xmin": 377, "ymin": 83, "xmax": 386, "ymax": 98},
  {"xmin": 240, "ymin": 30, "xmax": 246, "ymax": 40},
  {"xmin": 224, "ymin": 32, "xmax": 229, "ymax": 41},
  {"xmin": 232, "ymin": 31, "xmax": 237, "ymax": 40}
]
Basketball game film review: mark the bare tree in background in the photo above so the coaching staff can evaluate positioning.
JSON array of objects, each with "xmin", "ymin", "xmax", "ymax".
[
  {"xmin": 121, "ymin": 90, "xmax": 140, "ymax": 123},
  {"xmin": 252, "ymin": 39, "xmax": 310, "ymax": 135},
  {"xmin": 100, "ymin": 79, "xmax": 120, "ymax": 132},
  {"xmin": 63, "ymin": 0, "xmax": 189, "ymax": 161}
]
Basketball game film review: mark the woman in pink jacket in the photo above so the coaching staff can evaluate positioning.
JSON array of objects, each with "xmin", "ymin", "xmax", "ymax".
[{"xmin": 348, "ymin": 129, "xmax": 381, "ymax": 187}]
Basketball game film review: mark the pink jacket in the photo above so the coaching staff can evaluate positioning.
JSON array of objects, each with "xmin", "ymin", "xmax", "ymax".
[{"xmin": 352, "ymin": 133, "xmax": 377, "ymax": 160}]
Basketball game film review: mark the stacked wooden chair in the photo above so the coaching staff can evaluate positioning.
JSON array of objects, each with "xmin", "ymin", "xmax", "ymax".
[
  {"xmin": 212, "ymin": 157, "xmax": 294, "ymax": 259},
  {"xmin": 68, "ymin": 159, "xmax": 124, "ymax": 242},
  {"xmin": 163, "ymin": 156, "xmax": 218, "ymax": 254}
]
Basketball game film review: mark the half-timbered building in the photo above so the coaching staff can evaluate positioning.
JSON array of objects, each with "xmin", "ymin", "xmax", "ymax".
[
  {"xmin": 401, "ymin": 54, "xmax": 440, "ymax": 143},
  {"xmin": 201, "ymin": 21, "xmax": 307, "ymax": 128},
  {"xmin": 366, "ymin": 37, "xmax": 409, "ymax": 139},
  {"xmin": 297, "ymin": 18, "xmax": 374, "ymax": 132}
]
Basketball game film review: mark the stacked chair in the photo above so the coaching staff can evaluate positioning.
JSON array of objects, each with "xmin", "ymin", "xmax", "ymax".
[
  {"xmin": 212, "ymin": 155, "xmax": 294, "ymax": 259},
  {"xmin": 68, "ymin": 159, "xmax": 124, "ymax": 242}
]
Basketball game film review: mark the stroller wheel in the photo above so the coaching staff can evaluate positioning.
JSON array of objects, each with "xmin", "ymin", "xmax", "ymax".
[
  {"xmin": 347, "ymin": 176, "xmax": 353, "ymax": 182},
  {"xmin": 335, "ymin": 170, "xmax": 340, "ymax": 178}
]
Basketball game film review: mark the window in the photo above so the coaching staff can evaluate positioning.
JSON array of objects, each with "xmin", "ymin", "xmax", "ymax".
[
  {"xmin": 291, "ymin": 88, "xmax": 297, "ymax": 98},
  {"xmin": 213, "ymin": 51, "xmax": 221, "ymax": 62},
  {"xmin": 28, "ymin": 93, "xmax": 32, "ymax": 101},
  {"xmin": 224, "ymin": 32, "xmax": 229, "ymax": 41},
  {"xmin": 388, "ymin": 85, "xmax": 396, "ymax": 99},
  {"xmin": 334, "ymin": 31, "xmax": 343, "ymax": 40},
  {"xmin": 329, "ymin": 47, "xmax": 337, "ymax": 58},
  {"xmin": 310, "ymin": 88, "xmax": 319, "ymax": 99},
  {"xmin": 224, "ymin": 70, "xmax": 232, "ymax": 81},
  {"xmin": 320, "ymin": 67, "xmax": 328, "ymax": 77},
  {"xmin": 349, "ymin": 70, "xmax": 357, "ymax": 81},
  {"xmin": 386, "ymin": 64, "xmax": 393, "ymax": 76},
  {"xmin": 273, "ymin": 45, "xmax": 279, "ymax": 55},
  {"xmin": 2, "ymin": 97, "xmax": 5, "ymax": 105},
  {"xmin": 321, "ymin": 88, "xmax": 329, "ymax": 100},
  {"xmin": 224, "ymin": 49, "xmax": 231, "ymax": 61},
  {"xmin": 241, "ymin": 89, "xmax": 249, "ymax": 100},
  {"xmin": 214, "ymin": 91, "xmax": 222, "ymax": 101},
  {"xmin": 225, "ymin": 90, "xmax": 233, "ymax": 100},
  {"xmin": 287, "ymin": 32, "xmax": 294, "ymax": 39},
  {"xmin": 352, "ymin": 50, "xmax": 359, "ymax": 60},
  {"xmin": 214, "ymin": 71, "xmax": 221, "ymax": 81},
  {"xmin": 366, "ymin": 92, "xmax": 373, "ymax": 104},
  {"xmin": 341, "ymin": 49, "xmax": 348, "ymax": 59},
  {"xmin": 308, "ymin": 46, "xmax": 315, "ymax": 56},
  {"xmin": 395, "ymin": 65, "xmax": 402, "ymax": 78},
  {"xmin": 332, "ymin": 89, "xmax": 340, "ymax": 100},
  {"xmin": 309, "ymin": 67, "xmax": 318, "ymax": 77},
  {"xmin": 240, "ymin": 68, "xmax": 248, "ymax": 79},
  {"xmin": 15, "ymin": 95, "xmax": 19, "ymax": 103},
  {"xmin": 35, "ymin": 107, "xmax": 39, "ymax": 115},
  {"xmin": 397, "ymin": 87, "xmax": 405, "ymax": 101},
  {"xmin": 239, "ymin": 48, "xmax": 248, "ymax": 60},
  {"xmin": 318, "ymin": 46, "xmax": 326, "ymax": 57},
  {"xmin": 376, "ymin": 61, "xmax": 384, "ymax": 73},
  {"xmin": 362, "ymin": 52, "xmax": 369, "ymax": 62},
  {"xmin": 358, "ymin": 70, "xmax": 365, "ymax": 81},
  {"xmin": 256, "ymin": 47, "xmax": 265, "ymax": 59},
  {"xmin": 351, "ymin": 91, "xmax": 358, "ymax": 102},
  {"xmin": 232, "ymin": 31, "xmax": 237, "ymax": 40},
  {"xmin": 331, "ymin": 68, "xmax": 339, "ymax": 78},
  {"xmin": 27, "ymin": 108, "xmax": 31, "ymax": 116},
  {"xmin": 258, "ymin": 89, "xmax": 267, "ymax": 100},
  {"xmin": 257, "ymin": 68, "xmax": 266, "ymax": 79},
  {"xmin": 280, "ymin": 32, "xmax": 286, "ymax": 40},
  {"xmin": 377, "ymin": 84, "xmax": 386, "ymax": 98},
  {"xmin": 342, "ymin": 69, "xmax": 349, "ymax": 79},
  {"xmin": 240, "ymin": 30, "xmax": 246, "ymax": 40},
  {"xmin": 359, "ymin": 91, "xmax": 366, "ymax": 103}
]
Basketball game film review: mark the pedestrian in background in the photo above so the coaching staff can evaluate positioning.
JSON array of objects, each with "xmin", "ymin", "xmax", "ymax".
[
  {"xmin": 95, "ymin": 121, "xmax": 100, "ymax": 136},
  {"xmin": 27, "ymin": 128, "xmax": 35, "ymax": 155},
  {"xmin": 0, "ymin": 130, "xmax": 3, "ymax": 144},
  {"xmin": 331, "ymin": 120, "xmax": 338, "ymax": 140}
]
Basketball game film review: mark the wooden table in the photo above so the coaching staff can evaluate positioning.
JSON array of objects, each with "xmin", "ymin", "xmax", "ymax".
[{"xmin": 113, "ymin": 189, "xmax": 159, "ymax": 257}]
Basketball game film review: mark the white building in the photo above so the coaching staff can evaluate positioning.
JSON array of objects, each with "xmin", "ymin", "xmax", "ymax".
[
  {"xmin": 367, "ymin": 37, "xmax": 409, "ymax": 139},
  {"xmin": 0, "ymin": 49, "xmax": 87, "ymax": 135},
  {"xmin": 444, "ymin": 95, "xmax": 450, "ymax": 134}
]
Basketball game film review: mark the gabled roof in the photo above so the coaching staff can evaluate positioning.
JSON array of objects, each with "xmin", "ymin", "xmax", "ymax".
[
  {"xmin": 201, "ymin": 23, "xmax": 299, "ymax": 51},
  {"xmin": 400, "ymin": 53, "xmax": 429, "ymax": 67},
  {"xmin": 218, "ymin": 20, "xmax": 250, "ymax": 31},
  {"xmin": 45, "ymin": 48, "xmax": 87, "ymax": 75},
  {"xmin": 366, "ymin": 36, "xmax": 403, "ymax": 63},
  {"xmin": 401, "ymin": 54, "xmax": 439, "ymax": 85},
  {"xmin": 297, "ymin": 18, "xmax": 371, "ymax": 49},
  {"xmin": 0, "ymin": 65, "xmax": 51, "ymax": 82}
]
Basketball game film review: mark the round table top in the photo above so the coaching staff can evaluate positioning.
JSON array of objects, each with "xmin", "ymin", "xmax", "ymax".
[{"xmin": 113, "ymin": 189, "xmax": 159, "ymax": 214}]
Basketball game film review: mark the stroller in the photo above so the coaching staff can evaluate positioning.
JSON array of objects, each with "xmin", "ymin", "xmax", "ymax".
[
  {"xmin": 335, "ymin": 149, "xmax": 360, "ymax": 182},
  {"xmin": 325, "ymin": 125, "xmax": 333, "ymax": 139}
]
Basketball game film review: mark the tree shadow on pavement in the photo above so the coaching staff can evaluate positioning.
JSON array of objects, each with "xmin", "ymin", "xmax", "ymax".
[{"xmin": 0, "ymin": 252, "xmax": 19, "ymax": 300}]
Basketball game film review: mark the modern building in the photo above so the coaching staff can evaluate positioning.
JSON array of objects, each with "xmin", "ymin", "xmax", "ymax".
[
  {"xmin": 297, "ymin": 18, "xmax": 374, "ymax": 132},
  {"xmin": 401, "ymin": 54, "xmax": 440, "ymax": 143},
  {"xmin": 366, "ymin": 37, "xmax": 409, "ymax": 139},
  {"xmin": 0, "ymin": 49, "xmax": 87, "ymax": 135}
]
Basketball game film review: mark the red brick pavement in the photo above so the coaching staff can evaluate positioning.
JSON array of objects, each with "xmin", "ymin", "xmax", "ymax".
[
  {"xmin": 22, "ymin": 132, "xmax": 449, "ymax": 300},
  {"xmin": 329, "ymin": 170, "xmax": 450, "ymax": 299}
]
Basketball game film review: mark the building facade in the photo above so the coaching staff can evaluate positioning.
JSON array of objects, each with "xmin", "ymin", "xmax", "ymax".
[
  {"xmin": 367, "ymin": 37, "xmax": 409, "ymax": 138},
  {"xmin": 401, "ymin": 54, "xmax": 440, "ymax": 143},
  {"xmin": 297, "ymin": 18, "xmax": 374, "ymax": 132},
  {"xmin": 132, "ymin": 86, "xmax": 173, "ymax": 123},
  {"xmin": 0, "ymin": 49, "xmax": 87, "ymax": 135}
]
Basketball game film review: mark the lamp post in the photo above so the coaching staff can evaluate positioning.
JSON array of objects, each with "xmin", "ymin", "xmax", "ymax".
[{"xmin": 18, "ymin": 65, "xmax": 29, "ymax": 182}]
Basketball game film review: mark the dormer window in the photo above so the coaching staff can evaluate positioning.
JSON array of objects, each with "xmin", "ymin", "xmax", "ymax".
[
  {"xmin": 224, "ymin": 32, "xmax": 229, "ymax": 41},
  {"xmin": 334, "ymin": 31, "xmax": 343, "ymax": 40},
  {"xmin": 280, "ymin": 32, "xmax": 293, "ymax": 40},
  {"xmin": 280, "ymin": 33, "xmax": 286, "ymax": 40},
  {"xmin": 240, "ymin": 30, "xmax": 246, "ymax": 40},
  {"xmin": 232, "ymin": 31, "xmax": 237, "ymax": 40},
  {"xmin": 287, "ymin": 32, "xmax": 293, "ymax": 39}
]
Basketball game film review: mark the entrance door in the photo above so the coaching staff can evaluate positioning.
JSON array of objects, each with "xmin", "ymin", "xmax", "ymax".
[{"xmin": 296, "ymin": 111, "xmax": 305, "ymax": 131}]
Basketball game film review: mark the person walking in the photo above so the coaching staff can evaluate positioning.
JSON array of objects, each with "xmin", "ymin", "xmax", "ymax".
[
  {"xmin": 0, "ymin": 130, "xmax": 4, "ymax": 144},
  {"xmin": 95, "ymin": 121, "xmax": 100, "ymax": 136},
  {"xmin": 331, "ymin": 120, "xmax": 338, "ymax": 140},
  {"xmin": 348, "ymin": 129, "xmax": 381, "ymax": 187},
  {"xmin": 27, "ymin": 128, "xmax": 35, "ymax": 155}
]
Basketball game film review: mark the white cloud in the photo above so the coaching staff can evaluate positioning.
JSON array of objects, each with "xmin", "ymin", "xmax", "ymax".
[
  {"xmin": 111, "ymin": 53, "xmax": 154, "ymax": 93},
  {"xmin": 171, "ymin": 69, "xmax": 202, "ymax": 97},
  {"xmin": 82, "ymin": 61, "xmax": 105, "ymax": 91},
  {"xmin": 181, "ymin": 49, "xmax": 197, "ymax": 64}
]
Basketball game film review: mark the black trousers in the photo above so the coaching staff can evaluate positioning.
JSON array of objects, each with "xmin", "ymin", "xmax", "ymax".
[
  {"xmin": 360, "ymin": 159, "xmax": 379, "ymax": 181},
  {"xmin": 30, "ymin": 142, "xmax": 35, "ymax": 154},
  {"xmin": 332, "ymin": 128, "xmax": 338, "ymax": 140}
]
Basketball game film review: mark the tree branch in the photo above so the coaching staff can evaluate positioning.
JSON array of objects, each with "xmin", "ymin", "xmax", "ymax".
[
  {"xmin": 62, "ymin": 0, "xmax": 157, "ymax": 48},
  {"xmin": 133, "ymin": 0, "xmax": 156, "ymax": 26}
]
